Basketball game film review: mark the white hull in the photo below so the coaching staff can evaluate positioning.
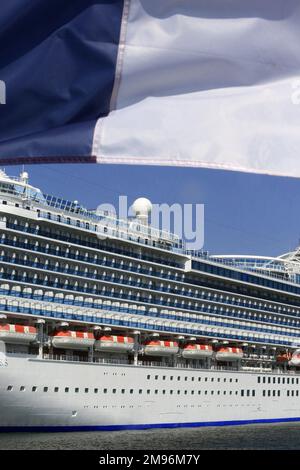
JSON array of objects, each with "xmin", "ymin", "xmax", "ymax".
[{"xmin": 1, "ymin": 354, "xmax": 300, "ymax": 431}]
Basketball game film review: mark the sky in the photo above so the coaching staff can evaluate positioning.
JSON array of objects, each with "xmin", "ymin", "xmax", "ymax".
[{"xmin": 6, "ymin": 163, "xmax": 300, "ymax": 258}]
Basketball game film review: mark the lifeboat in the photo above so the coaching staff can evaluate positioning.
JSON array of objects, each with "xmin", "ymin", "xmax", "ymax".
[
  {"xmin": 289, "ymin": 350, "xmax": 300, "ymax": 367},
  {"xmin": 52, "ymin": 331, "xmax": 95, "ymax": 350},
  {"xmin": 276, "ymin": 352, "xmax": 291, "ymax": 363},
  {"xmin": 215, "ymin": 346, "xmax": 243, "ymax": 361},
  {"xmin": 0, "ymin": 324, "xmax": 37, "ymax": 344},
  {"xmin": 182, "ymin": 343, "xmax": 213, "ymax": 359},
  {"xmin": 144, "ymin": 340, "xmax": 179, "ymax": 356},
  {"xmin": 94, "ymin": 335, "xmax": 134, "ymax": 353}
]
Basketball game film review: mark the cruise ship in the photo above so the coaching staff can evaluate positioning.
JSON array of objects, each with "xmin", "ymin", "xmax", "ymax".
[{"xmin": 1, "ymin": 169, "xmax": 300, "ymax": 431}]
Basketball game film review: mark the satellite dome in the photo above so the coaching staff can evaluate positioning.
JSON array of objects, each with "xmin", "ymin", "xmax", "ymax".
[
  {"xmin": 20, "ymin": 171, "xmax": 29, "ymax": 183},
  {"xmin": 132, "ymin": 198, "xmax": 152, "ymax": 217}
]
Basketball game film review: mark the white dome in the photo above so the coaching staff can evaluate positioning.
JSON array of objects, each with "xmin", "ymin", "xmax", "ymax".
[{"xmin": 132, "ymin": 198, "xmax": 152, "ymax": 217}]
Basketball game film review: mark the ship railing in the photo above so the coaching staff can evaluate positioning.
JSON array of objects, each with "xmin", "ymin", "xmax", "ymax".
[
  {"xmin": 40, "ymin": 354, "xmax": 239, "ymax": 371},
  {"xmin": 5, "ymin": 352, "xmax": 300, "ymax": 374},
  {"xmin": 0, "ymin": 192, "xmax": 182, "ymax": 248},
  {"xmin": 43, "ymin": 354, "xmax": 131, "ymax": 365}
]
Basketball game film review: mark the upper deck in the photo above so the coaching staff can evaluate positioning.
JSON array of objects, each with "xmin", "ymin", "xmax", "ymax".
[{"xmin": 0, "ymin": 169, "xmax": 300, "ymax": 290}]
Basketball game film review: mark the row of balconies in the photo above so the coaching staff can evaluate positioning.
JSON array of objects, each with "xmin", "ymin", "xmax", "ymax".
[
  {"xmin": 0, "ymin": 285, "xmax": 299, "ymax": 346},
  {"xmin": 1, "ymin": 239, "xmax": 300, "ymax": 322}
]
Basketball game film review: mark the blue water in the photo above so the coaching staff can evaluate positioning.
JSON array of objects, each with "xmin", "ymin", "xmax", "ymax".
[{"xmin": 0, "ymin": 423, "xmax": 299, "ymax": 449}]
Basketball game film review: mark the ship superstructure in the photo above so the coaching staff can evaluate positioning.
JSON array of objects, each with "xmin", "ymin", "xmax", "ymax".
[{"xmin": 1, "ymin": 170, "xmax": 300, "ymax": 431}]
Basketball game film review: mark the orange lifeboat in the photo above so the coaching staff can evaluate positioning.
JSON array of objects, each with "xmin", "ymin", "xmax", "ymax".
[
  {"xmin": 216, "ymin": 346, "xmax": 243, "ymax": 362},
  {"xmin": 289, "ymin": 349, "xmax": 300, "ymax": 367},
  {"xmin": 94, "ymin": 335, "xmax": 134, "ymax": 353},
  {"xmin": 182, "ymin": 343, "xmax": 213, "ymax": 359},
  {"xmin": 144, "ymin": 340, "xmax": 179, "ymax": 356},
  {"xmin": 276, "ymin": 352, "xmax": 291, "ymax": 363},
  {"xmin": 0, "ymin": 324, "xmax": 37, "ymax": 344},
  {"xmin": 52, "ymin": 331, "xmax": 95, "ymax": 350}
]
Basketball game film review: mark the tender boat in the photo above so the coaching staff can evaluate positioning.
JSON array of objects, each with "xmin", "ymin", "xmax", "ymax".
[
  {"xmin": 0, "ymin": 324, "xmax": 37, "ymax": 344},
  {"xmin": 144, "ymin": 340, "xmax": 179, "ymax": 356},
  {"xmin": 182, "ymin": 343, "xmax": 213, "ymax": 359},
  {"xmin": 51, "ymin": 330, "xmax": 95, "ymax": 350},
  {"xmin": 94, "ymin": 335, "xmax": 134, "ymax": 353},
  {"xmin": 276, "ymin": 352, "xmax": 291, "ymax": 363},
  {"xmin": 215, "ymin": 346, "xmax": 243, "ymax": 361}
]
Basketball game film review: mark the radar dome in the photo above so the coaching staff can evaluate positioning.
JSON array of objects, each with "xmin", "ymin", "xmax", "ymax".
[
  {"xmin": 20, "ymin": 171, "xmax": 29, "ymax": 183},
  {"xmin": 132, "ymin": 198, "xmax": 152, "ymax": 217}
]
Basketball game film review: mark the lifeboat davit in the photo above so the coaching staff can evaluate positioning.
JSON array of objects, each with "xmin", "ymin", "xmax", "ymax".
[
  {"xmin": 0, "ymin": 324, "xmax": 37, "ymax": 344},
  {"xmin": 52, "ymin": 331, "xmax": 95, "ymax": 350},
  {"xmin": 144, "ymin": 340, "xmax": 179, "ymax": 356},
  {"xmin": 94, "ymin": 335, "xmax": 134, "ymax": 353},
  {"xmin": 216, "ymin": 347, "xmax": 243, "ymax": 361},
  {"xmin": 289, "ymin": 350, "xmax": 300, "ymax": 367},
  {"xmin": 182, "ymin": 343, "xmax": 213, "ymax": 359}
]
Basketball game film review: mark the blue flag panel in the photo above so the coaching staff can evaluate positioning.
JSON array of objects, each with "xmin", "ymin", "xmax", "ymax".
[{"xmin": 0, "ymin": 0, "xmax": 124, "ymax": 164}]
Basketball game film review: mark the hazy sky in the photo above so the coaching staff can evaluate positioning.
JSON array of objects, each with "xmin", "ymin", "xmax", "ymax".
[{"xmin": 8, "ymin": 163, "xmax": 300, "ymax": 257}]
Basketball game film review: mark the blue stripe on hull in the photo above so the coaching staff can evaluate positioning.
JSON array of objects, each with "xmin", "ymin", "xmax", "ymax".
[{"xmin": 2, "ymin": 416, "xmax": 300, "ymax": 433}]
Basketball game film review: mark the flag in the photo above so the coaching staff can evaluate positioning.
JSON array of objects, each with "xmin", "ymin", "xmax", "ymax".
[{"xmin": 1, "ymin": 0, "xmax": 300, "ymax": 177}]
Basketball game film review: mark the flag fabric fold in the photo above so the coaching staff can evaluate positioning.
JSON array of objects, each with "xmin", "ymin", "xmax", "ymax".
[{"xmin": 1, "ymin": 0, "xmax": 300, "ymax": 177}]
